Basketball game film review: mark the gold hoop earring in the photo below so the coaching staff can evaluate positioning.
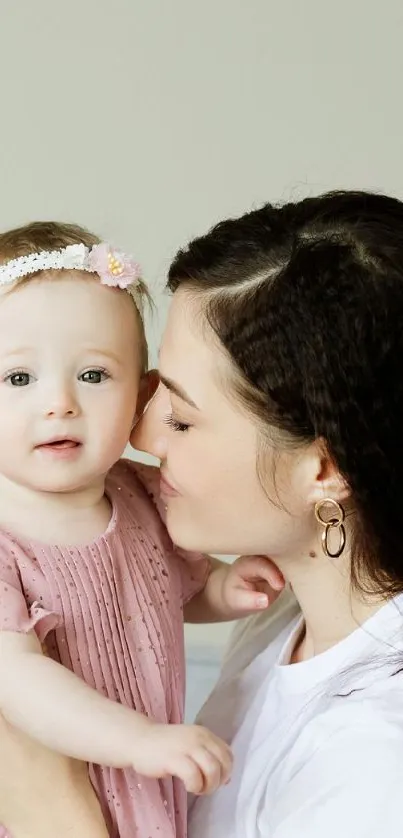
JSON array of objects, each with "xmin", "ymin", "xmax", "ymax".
[{"xmin": 314, "ymin": 498, "xmax": 346, "ymax": 559}]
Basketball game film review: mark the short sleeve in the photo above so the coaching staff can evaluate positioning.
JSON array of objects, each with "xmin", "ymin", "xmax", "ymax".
[
  {"xmin": 172, "ymin": 544, "xmax": 211, "ymax": 605},
  {"xmin": 269, "ymin": 721, "xmax": 403, "ymax": 838},
  {"xmin": 132, "ymin": 461, "xmax": 210, "ymax": 604},
  {"xmin": 0, "ymin": 540, "xmax": 60, "ymax": 642}
]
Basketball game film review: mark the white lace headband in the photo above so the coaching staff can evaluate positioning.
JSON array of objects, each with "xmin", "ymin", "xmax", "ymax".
[{"xmin": 0, "ymin": 242, "xmax": 144, "ymax": 314}]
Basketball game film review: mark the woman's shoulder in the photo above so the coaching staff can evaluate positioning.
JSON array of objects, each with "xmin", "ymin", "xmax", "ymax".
[
  {"xmin": 307, "ymin": 676, "xmax": 403, "ymax": 737},
  {"xmin": 221, "ymin": 588, "xmax": 300, "ymax": 677},
  {"xmin": 269, "ymin": 694, "xmax": 403, "ymax": 838},
  {"xmin": 286, "ymin": 671, "xmax": 403, "ymax": 795}
]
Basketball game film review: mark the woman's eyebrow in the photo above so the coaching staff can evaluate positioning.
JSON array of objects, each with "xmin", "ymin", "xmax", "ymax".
[{"xmin": 159, "ymin": 374, "xmax": 199, "ymax": 409}]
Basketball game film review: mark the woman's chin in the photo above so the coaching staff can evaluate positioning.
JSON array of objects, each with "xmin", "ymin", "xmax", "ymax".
[
  {"xmin": 165, "ymin": 508, "xmax": 207, "ymax": 553},
  {"xmin": 166, "ymin": 510, "xmax": 232, "ymax": 556}
]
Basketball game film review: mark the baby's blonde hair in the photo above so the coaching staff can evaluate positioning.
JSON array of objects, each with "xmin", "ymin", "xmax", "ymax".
[{"xmin": 0, "ymin": 221, "xmax": 150, "ymax": 372}]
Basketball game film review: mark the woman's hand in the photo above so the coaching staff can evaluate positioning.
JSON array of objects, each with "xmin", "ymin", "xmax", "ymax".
[
  {"xmin": 0, "ymin": 713, "xmax": 108, "ymax": 838},
  {"xmin": 0, "ymin": 646, "xmax": 108, "ymax": 838}
]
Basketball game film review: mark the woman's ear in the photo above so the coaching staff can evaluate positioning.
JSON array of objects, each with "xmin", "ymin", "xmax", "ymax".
[
  {"xmin": 307, "ymin": 438, "xmax": 350, "ymax": 505},
  {"xmin": 133, "ymin": 369, "xmax": 160, "ymax": 428}
]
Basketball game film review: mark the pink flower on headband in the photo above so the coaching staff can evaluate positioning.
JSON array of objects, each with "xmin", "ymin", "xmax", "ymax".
[{"xmin": 87, "ymin": 242, "xmax": 142, "ymax": 290}]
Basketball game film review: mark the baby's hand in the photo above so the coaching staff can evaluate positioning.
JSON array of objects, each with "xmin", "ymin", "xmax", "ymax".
[
  {"xmin": 134, "ymin": 721, "xmax": 233, "ymax": 794},
  {"xmin": 221, "ymin": 554, "xmax": 285, "ymax": 616}
]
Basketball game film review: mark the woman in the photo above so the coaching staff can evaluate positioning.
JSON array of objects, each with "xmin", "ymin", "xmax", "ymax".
[
  {"xmin": 3, "ymin": 189, "xmax": 403, "ymax": 836},
  {"xmin": 135, "ymin": 189, "xmax": 403, "ymax": 837}
]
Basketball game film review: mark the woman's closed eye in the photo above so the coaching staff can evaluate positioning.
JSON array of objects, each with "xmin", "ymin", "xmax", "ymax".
[{"xmin": 163, "ymin": 413, "xmax": 191, "ymax": 433}]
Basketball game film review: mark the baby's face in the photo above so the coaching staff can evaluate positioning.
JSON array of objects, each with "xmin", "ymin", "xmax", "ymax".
[{"xmin": 0, "ymin": 274, "xmax": 142, "ymax": 494}]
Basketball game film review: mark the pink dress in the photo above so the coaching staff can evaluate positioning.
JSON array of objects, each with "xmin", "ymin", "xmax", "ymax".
[{"xmin": 0, "ymin": 459, "xmax": 209, "ymax": 838}]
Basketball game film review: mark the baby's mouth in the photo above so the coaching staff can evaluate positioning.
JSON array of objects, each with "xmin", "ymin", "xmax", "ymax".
[{"xmin": 36, "ymin": 438, "xmax": 82, "ymax": 450}]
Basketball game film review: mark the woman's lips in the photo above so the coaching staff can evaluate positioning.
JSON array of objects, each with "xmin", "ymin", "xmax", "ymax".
[{"xmin": 160, "ymin": 472, "xmax": 180, "ymax": 498}]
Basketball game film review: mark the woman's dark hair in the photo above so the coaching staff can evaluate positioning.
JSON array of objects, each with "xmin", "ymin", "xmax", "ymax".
[{"xmin": 167, "ymin": 191, "xmax": 403, "ymax": 597}]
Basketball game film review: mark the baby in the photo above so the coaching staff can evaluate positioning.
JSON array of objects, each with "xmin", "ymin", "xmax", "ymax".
[{"xmin": 0, "ymin": 222, "xmax": 276, "ymax": 838}]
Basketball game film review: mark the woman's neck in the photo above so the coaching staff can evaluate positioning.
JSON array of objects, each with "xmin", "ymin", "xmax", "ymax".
[{"xmin": 276, "ymin": 538, "xmax": 386, "ymax": 662}]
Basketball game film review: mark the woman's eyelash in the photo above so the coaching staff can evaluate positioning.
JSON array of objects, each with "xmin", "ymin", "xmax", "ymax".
[{"xmin": 163, "ymin": 414, "xmax": 190, "ymax": 433}]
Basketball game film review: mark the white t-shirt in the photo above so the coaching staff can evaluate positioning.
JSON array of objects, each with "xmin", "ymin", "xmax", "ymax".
[{"xmin": 189, "ymin": 589, "xmax": 403, "ymax": 838}]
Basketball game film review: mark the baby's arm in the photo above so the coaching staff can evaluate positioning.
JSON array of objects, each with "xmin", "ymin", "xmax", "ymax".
[
  {"xmin": 0, "ymin": 629, "xmax": 232, "ymax": 794},
  {"xmin": 0, "ymin": 629, "xmax": 154, "ymax": 765}
]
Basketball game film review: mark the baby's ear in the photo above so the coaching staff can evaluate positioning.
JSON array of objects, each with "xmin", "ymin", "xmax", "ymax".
[{"xmin": 135, "ymin": 370, "xmax": 160, "ymax": 420}]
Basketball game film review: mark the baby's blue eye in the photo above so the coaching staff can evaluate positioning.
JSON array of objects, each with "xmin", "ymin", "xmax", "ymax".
[
  {"xmin": 80, "ymin": 369, "xmax": 108, "ymax": 384},
  {"xmin": 6, "ymin": 371, "xmax": 32, "ymax": 387}
]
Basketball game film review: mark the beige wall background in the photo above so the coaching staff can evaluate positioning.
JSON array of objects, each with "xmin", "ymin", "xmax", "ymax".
[{"xmin": 1, "ymin": 0, "xmax": 403, "ymax": 650}]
